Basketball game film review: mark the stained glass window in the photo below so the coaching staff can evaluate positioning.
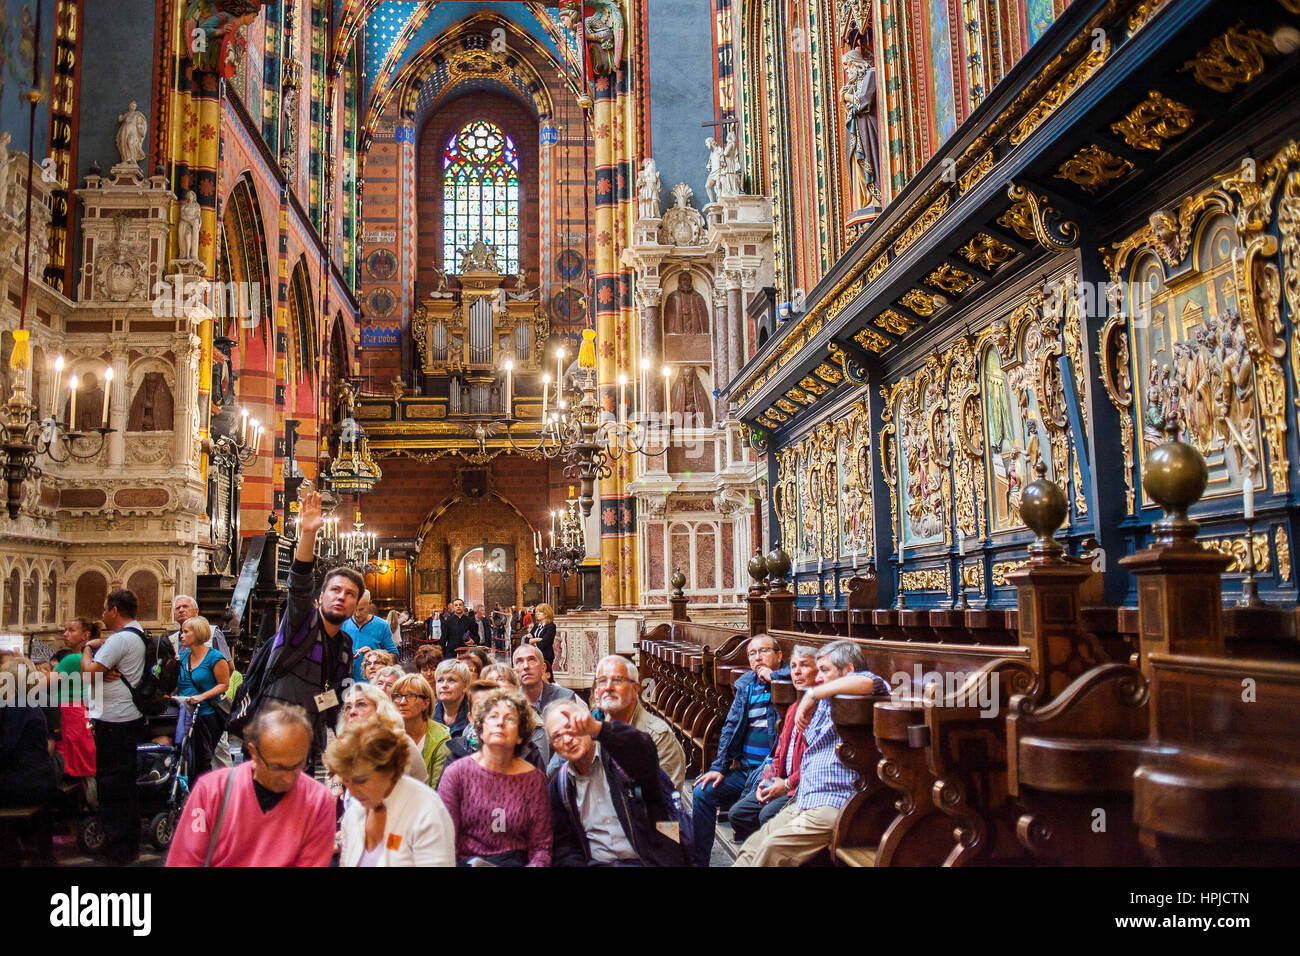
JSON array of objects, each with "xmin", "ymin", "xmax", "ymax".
[{"xmin": 443, "ymin": 121, "xmax": 520, "ymax": 274}]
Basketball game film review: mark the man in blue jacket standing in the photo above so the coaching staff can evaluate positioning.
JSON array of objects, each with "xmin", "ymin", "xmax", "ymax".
[
  {"xmin": 690, "ymin": 634, "xmax": 788, "ymax": 866},
  {"xmin": 343, "ymin": 590, "xmax": 398, "ymax": 683}
]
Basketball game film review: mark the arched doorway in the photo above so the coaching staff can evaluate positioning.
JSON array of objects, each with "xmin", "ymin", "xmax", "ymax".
[{"xmin": 457, "ymin": 543, "xmax": 514, "ymax": 613}]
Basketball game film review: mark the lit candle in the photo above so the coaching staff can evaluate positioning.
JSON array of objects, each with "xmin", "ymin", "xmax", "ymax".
[
  {"xmin": 1243, "ymin": 474, "xmax": 1255, "ymax": 521},
  {"xmin": 68, "ymin": 374, "xmax": 78, "ymax": 428},
  {"xmin": 663, "ymin": 366, "xmax": 672, "ymax": 425},
  {"xmin": 555, "ymin": 348, "xmax": 564, "ymax": 404},
  {"xmin": 240, "ymin": 408, "xmax": 248, "ymax": 443},
  {"xmin": 899, "ymin": 538, "xmax": 905, "ymax": 564},
  {"xmin": 255, "ymin": 424, "xmax": 265, "ymax": 452},
  {"xmin": 504, "ymin": 360, "xmax": 513, "ymax": 416},
  {"xmin": 552, "ymin": 510, "xmax": 558, "ymax": 536},
  {"xmin": 101, "ymin": 366, "xmax": 113, "ymax": 427},
  {"xmin": 550, "ymin": 530, "xmax": 555, "ymax": 547},
  {"xmin": 542, "ymin": 373, "xmax": 550, "ymax": 419},
  {"xmin": 818, "ymin": 555, "xmax": 823, "ymax": 573},
  {"xmin": 51, "ymin": 355, "xmax": 63, "ymax": 420},
  {"xmin": 618, "ymin": 373, "xmax": 627, "ymax": 425}
]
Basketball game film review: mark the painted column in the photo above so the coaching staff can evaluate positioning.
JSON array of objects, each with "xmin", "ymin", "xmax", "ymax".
[
  {"xmin": 108, "ymin": 336, "xmax": 128, "ymax": 468},
  {"xmin": 726, "ymin": 275, "xmax": 745, "ymax": 411},
  {"xmin": 637, "ymin": 285, "xmax": 662, "ymax": 415},
  {"xmin": 712, "ymin": 284, "xmax": 729, "ymax": 422}
]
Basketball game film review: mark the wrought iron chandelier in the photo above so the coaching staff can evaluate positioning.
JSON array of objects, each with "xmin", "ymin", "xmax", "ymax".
[
  {"xmin": 533, "ymin": 494, "xmax": 586, "ymax": 579},
  {"xmin": 495, "ymin": 328, "xmax": 670, "ymax": 517}
]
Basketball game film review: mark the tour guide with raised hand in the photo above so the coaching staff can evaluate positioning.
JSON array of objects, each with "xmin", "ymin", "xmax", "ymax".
[{"xmin": 239, "ymin": 489, "xmax": 362, "ymax": 743}]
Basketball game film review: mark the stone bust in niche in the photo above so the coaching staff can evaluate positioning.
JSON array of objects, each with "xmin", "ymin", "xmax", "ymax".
[
  {"xmin": 671, "ymin": 365, "xmax": 713, "ymax": 428},
  {"xmin": 663, "ymin": 273, "xmax": 708, "ymax": 335},
  {"xmin": 128, "ymin": 372, "xmax": 175, "ymax": 432}
]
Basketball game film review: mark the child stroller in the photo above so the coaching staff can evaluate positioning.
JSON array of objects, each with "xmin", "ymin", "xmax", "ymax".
[{"xmin": 74, "ymin": 709, "xmax": 196, "ymax": 854}]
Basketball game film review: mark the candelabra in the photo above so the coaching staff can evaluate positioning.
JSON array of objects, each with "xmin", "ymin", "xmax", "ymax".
[
  {"xmin": 496, "ymin": 329, "xmax": 671, "ymax": 518},
  {"xmin": 534, "ymin": 495, "xmax": 585, "ymax": 579}
]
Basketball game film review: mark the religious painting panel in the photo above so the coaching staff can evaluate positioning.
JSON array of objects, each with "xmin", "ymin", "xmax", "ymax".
[
  {"xmin": 837, "ymin": 399, "xmax": 873, "ymax": 562},
  {"xmin": 895, "ymin": 361, "xmax": 951, "ymax": 549},
  {"xmin": 1128, "ymin": 211, "xmax": 1258, "ymax": 504},
  {"xmin": 668, "ymin": 365, "xmax": 714, "ymax": 428}
]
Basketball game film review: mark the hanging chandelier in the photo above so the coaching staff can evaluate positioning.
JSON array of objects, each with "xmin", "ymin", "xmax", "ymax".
[
  {"xmin": 324, "ymin": 414, "xmax": 383, "ymax": 495},
  {"xmin": 533, "ymin": 492, "xmax": 586, "ymax": 578},
  {"xmin": 496, "ymin": 328, "xmax": 670, "ymax": 516}
]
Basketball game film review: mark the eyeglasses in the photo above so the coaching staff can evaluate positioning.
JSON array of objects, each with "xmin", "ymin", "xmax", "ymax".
[
  {"xmin": 594, "ymin": 677, "xmax": 636, "ymax": 688},
  {"xmin": 248, "ymin": 748, "xmax": 308, "ymax": 774},
  {"xmin": 392, "ymin": 693, "xmax": 429, "ymax": 703}
]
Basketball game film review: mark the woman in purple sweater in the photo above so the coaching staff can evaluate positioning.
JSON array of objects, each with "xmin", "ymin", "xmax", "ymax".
[{"xmin": 437, "ymin": 686, "xmax": 552, "ymax": 866}]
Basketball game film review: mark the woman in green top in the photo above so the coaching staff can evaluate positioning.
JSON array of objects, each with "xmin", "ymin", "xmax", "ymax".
[{"xmin": 55, "ymin": 618, "xmax": 98, "ymax": 778}]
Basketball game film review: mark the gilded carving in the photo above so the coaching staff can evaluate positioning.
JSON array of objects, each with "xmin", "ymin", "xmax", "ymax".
[
  {"xmin": 1110, "ymin": 91, "xmax": 1195, "ymax": 151},
  {"xmin": 893, "ymin": 194, "xmax": 950, "ymax": 256},
  {"xmin": 924, "ymin": 263, "xmax": 978, "ymax": 296},
  {"xmin": 766, "ymin": 406, "xmax": 788, "ymax": 422},
  {"xmin": 1002, "ymin": 184, "xmax": 1080, "ymax": 252},
  {"xmin": 959, "ymin": 150, "xmax": 995, "ymax": 194},
  {"xmin": 1009, "ymin": 39, "xmax": 1109, "ymax": 146},
  {"xmin": 867, "ymin": 254, "xmax": 890, "ymax": 282},
  {"xmin": 1276, "ymin": 526, "xmax": 1291, "ymax": 583},
  {"xmin": 786, "ymin": 388, "xmax": 814, "ymax": 406},
  {"xmin": 958, "ymin": 233, "xmax": 1016, "ymax": 272},
  {"xmin": 901, "ymin": 567, "xmax": 950, "ymax": 592},
  {"xmin": 877, "ymin": 309, "xmax": 917, "ymax": 335},
  {"xmin": 1054, "ymin": 145, "xmax": 1134, "ymax": 194},
  {"xmin": 854, "ymin": 327, "xmax": 891, "ymax": 353},
  {"xmin": 1179, "ymin": 26, "xmax": 1277, "ymax": 94},
  {"xmin": 1201, "ymin": 533, "xmax": 1270, "ymax": 574},
  {"xmin": 814, "ymin": 363, "xmax": 843, "ymax": 385},
  {"xmin": 1127, "ymin": 0, "xmax": 1171, "ymax": 33},
  {"xmin": 796, "ymin": 580, "xmax": 818, "ymax": 596},
  {"xmin": 899, "ymin": 291, "xmax": 936, "ymax": 317},
  {"xmin": 991, "ymin": 559, "xmax": 1028, "ymax": 586},
  {"xmin": 838, "ymin": 401, "xmax": 873, "ymax": 559},
  {"xmin": 898, "ymin": 360, "xmax": 951, "ymax": 546},
  {"xmin": 948, "ymin": 334, "xmax": 984, "ymax": 540},
  {"xmin": 775, "ymin": 399, "xmax": 798, "ymax": 415},
  {"xmin": 799, "ymin": 377, "xmax": 829, "ymax": 396},
  {"xmin": 960, "ymin": 562, "xmax": 985, "ymax": 595}
]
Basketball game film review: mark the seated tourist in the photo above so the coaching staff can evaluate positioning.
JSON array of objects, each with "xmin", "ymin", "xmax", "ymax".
[
  {"xmin": 414, "ymin": 645, "xmax": 443, "ymax": 686},
  {"xmin": 391, "ymin": 673, "xmax": 451, "ymax": 788},
  {"xmin": 432, "ymin": 659, "xmax": 472, "ymax": 737},
  {"xmin": 733, "ymin": 640, "xmax": 890, "ymax": 867},
  {"xmin": 591, "ymin": 654, "xmax": 686, "ymax": 790},
  {"xmin": 692, "ymin": 634, "xmax": 788, "ymax": 866},
  {"xmin": 373, "ymin": 664, "xmax": 405, "ymax": 698},
  {"xmin": 167, "ymin": 703, "xmax": 336, "ymax": 867},
  {"xmin": 0, "ymin": 657, "xmax": 60, "ymax": 866},
  {"xmin": 513, "ymin": 643, "xmax": 576, "ymax": 714},
  {"xmin": 327, "ymin": 716, "xmax": 456, "ymax": 867},
  {"xmin": 446, "ymin": 679, "xmax": 548, "ymax": 772},
  {"xmin": 361, "ymin": 649, "xmax": 396, "ymax": 683},
  {"xmin": 336, "ymin": 683, "xmax": 426, "ymax": 783},
  {"xmin": 727, "ymin": 645, "xmax": 818, "ymax": 842},
  {"xmin": 461, "ymin": 646, "xmax": 493, "ymax": 680},
  {"xmin": 437, "ymin": 686, "xmax": 552, "ymax": 866},
  {"xmin": 545, "ymin": 699, "xmax": 688, "ymax": 867}
]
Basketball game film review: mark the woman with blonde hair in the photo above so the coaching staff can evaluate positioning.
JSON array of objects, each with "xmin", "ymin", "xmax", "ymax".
[
  {"xmin": 326, "ymin": 716, "xmax": 455, "ymax": 867},
  {"xmin": 437, "ymin": 686, "xmax": 552, "ymax": 866},
  {"xmin": 432, "ymin": 658, "xmax": 473, "ymax": 737},
  {"xmin": 336, "ymin": 683, "xmax": 426, "ymax": 783},
  {"xmin": 361, "ymin": 649, "xmax": 396, "ymax": 682},
  {"xmin": 174, "ymin": 615, "xmax": 230, "ymax": 780},
  {"xmin": 391, "ymin": 672, "xmax": 452, "ymax": 788},
  {"xmin": 529, "ymin": 602, "xmax": 557, "ymax": 677}
]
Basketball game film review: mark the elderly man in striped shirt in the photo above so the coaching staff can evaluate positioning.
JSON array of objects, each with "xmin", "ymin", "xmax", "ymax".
[{"xmin": 732, "ymin": 640, "xmax": 890, "ymax": 867}]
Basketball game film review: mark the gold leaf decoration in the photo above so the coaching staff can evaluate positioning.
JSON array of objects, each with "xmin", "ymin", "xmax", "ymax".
[
  {"xmin": 924, "ymin": 263, "xmax": 978, "ymax": 296},
  {"xmin": 899, "ymin": 290, "xmax": 936, "ymax": 316},
  {"xmin": 813, "ymin": 362, "xmax": 843, "ymax": 385},
  {"xmin": 853, "ymin": 327, "xmax": 891, "ymax": 353},
  {"xmin": 799, "ymin": 376, "xmax": 828, "ymax": 395},
  {"xmin": 1110, "ymin": 90, "xmax": 1195, "ymax": 151},
  {"xmin": 958, "ymin": 232, "xmax": 1016, "ymax": 271},
  {"xmin": 1179, "ymin": 25, "xmax": 1277, "ymax": 94},
  {"xmin": 1054, "ymin": 145, "xmax": 1135, "ymax": 193}
]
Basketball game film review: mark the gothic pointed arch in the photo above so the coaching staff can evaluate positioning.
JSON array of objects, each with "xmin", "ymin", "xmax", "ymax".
[{"xmin": 218, "ymin": 174, "xmax": 273, "ymax": 344}]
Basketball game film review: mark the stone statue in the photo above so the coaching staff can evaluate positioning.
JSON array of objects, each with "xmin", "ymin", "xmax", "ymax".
[
  {"xmin": 705, "ymin": 137, "xmax": 724, "ymax": 205},
  {"xmin": 659, "ymin": 183, "xmax": 706, "ymax": 246},
  {"xmin": 718, "ymin": 136, "xmax": 742, "ymax": 199},
  {"xmin": 841, "ymin": 48, "xmax": 881, "ymax": 210},
  {"xmin": 0, "ymin": 131, "xmax": 10, "ymax": 216},
  {"xmin": 178, "ymin": 190, "xmax": 201, "ymax": 261},
  {"xmin": 636, "ymin": 158, "xmax": 662, "ymax": 220},
  {"xmin": 671, "ymin": 365, "xmax": 713, "ymax": 428},
  {"xmin": 128, "ymin": 372, "xmax": 175, "ymax": 432},
  {"xmin": 559, "ymin": 0, "xmax": 624, "ymax": 76},
  {"xmin": 116, "ymin": 101, "xmax": 148, "ymax": 167},
  {"xmin": 663, "ymin": 273, "xmax": 709, "ymax": 335}
]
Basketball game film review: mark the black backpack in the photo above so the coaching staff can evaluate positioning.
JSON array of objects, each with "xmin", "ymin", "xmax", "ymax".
[{"xmin": 114, "ymin": 626, "xmax": 178, "ymax": 718}]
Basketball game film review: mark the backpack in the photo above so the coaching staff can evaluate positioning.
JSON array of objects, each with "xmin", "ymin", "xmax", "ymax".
[
  {"xmin": 114, "ymin": 626, "xmax": 178, "ymax": 718},
  {"xmin": 226, "ymin": 602, "xmax": 317, "ymax": 739}
]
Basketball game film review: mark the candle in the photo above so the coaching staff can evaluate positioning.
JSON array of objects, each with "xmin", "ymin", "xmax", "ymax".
[
  {"xmin": 504, "ymin": 360, "xmax": 513, "ymax": 416},
  {"xmin": 550, "ymin": 530, "xmax": 555, "ymax": 547},
  {"xmin": 101, "ymin": 366, "xmax": 113, "ymax": 427},
  {"xmin": 555, "ymin": 348, "xmax": 564, "ymax": 405},
  {"xmin": 959, "ymin": 534, "xmax": 966, "ymax": 557},
  {"xmin": 51, "ymin": 355, "xmax": 63, "ymax": 420},
  {"xmin": 68, "ymin": 374, "xmax": 78, "ymax": 428},
  {"xmin": 1243, "ymin": 474, "xmax": 1254, "ymax": 521},
  {"xmin": 640, "ymin": 357, "xmax": 649, "ymax": 419},
  {"xmin": 552, "ymin": 510, "xmax": 558, "ymax": 536},
  {"xmin": 818, "ymin": 555, "xmax": 823, "ymax": 573},
  {"xmin": 663, "ymin": 366, "xmax": 672, "ymax": 425},
  {"xmin": 542, "ymin": 374, "xmax": 549, "ymax": 419},
  {"xmin": 255, "ymin": 424, "xmax": 265, "ymax": 452},
  {"xmin": 240, "ymin": 408, "xmax": 248, "ymax": 443},
  {"xmin": 618, "ymin": 373, "xmax": 627, "ymax": 425},
  {"xmin": 853, "ymin": 548, "xmax": 860, "ymax": 570}
]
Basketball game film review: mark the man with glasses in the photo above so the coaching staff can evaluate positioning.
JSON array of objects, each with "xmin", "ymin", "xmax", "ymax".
[
  {"xmin": 167, "ymin": 703, "xmax": 336, "ymax": 866},
  {"xmin": 591, "ymin": 654, "xmax": 685, "ymax": 789},
  {"xmin": 544, "ymin": 699, "xmax": 689, "ymax": 867},
  {"xmin": 690, "ymin": 634, "xmax": 788, "ymax": 866}
]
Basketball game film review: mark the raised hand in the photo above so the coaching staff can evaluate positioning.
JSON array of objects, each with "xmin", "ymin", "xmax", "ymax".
[{"xmin": 298, "ymin": 489, "xmax": 324, "ymax": 537}]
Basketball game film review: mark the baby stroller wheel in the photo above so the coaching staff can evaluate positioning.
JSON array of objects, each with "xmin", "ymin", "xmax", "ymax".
[
  {"xmin": 76, "ymin": 816, "xmax": 105, "ymax": 855},
  {"xmin": 149, "ymin": 810, "xmax": 177, "ymax": 850}
]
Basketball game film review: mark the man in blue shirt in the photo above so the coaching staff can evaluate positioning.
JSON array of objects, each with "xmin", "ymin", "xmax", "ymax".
[
  {"xmin": 343, "ymin": 590, "xmax": 399, "ymax": 683},
  {"xmin": 691, "ymin": 634, "xmax": 788, "ymax": 866},
  {"xmin": 732, "ymin": 639, "xmax": 890, "ymax": 867}
]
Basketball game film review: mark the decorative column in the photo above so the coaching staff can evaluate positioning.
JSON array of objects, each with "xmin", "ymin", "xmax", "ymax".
[
  {"xmin": 172, "ymin": 331, "xmax": 197, "ymax": 471},
  {"xmin": 711, "ymin": 284, "xmax": 729, "ymax": 422},
  {"xmin": 637, "ymin": 284, "xmax": 663, "ymax": 415},
  {"xmin": 108, "ymin": 336, "xmax": 129, "ymax": 467},
  {"xmin": 726, "ymin": 271, "xmax": 746, "ymax": 404}
]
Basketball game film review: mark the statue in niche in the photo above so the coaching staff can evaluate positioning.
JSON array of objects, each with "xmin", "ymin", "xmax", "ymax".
[
  {"xmin": 67, "ymin": 373, "xmax": 105, "ymax": 434},
  {"xmin": 177, "ymin": 191, "xmax": 201, "ymax": 262},
  {"xmin": 801, "ymin": 468, "xmax": 820, "ymax": 559},
  {"xmin": 671, "ymin": 365, "xmax": 713, "ymax": 428},
  {"xmin": 636, "ymin": 158, "xmax": 662, "ymax": 220},
  {"xmin": 663, "ymin": 274, "xmax": 709, "ymax": 335},
  {"xmin": 116, "ymin": 101, "xmax": 148, "ymax": 167},
  {"xmin": 128, "ymin": 372, "xmax": 175, "ymax": 432},
  {"xmin": 841, "ymin": 47, "xmax": 881, "ymax": 210}
]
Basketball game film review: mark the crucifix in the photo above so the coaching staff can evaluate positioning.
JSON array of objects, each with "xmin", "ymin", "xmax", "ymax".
[{"xmin": 701, "ymin": 116, "xmax": 739, "ymax": 143}]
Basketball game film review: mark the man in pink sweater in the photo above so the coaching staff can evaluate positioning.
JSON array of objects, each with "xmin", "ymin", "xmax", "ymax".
[{"xmin": 167, "ymin": 704, "xmax": 336, "ymax": 867}]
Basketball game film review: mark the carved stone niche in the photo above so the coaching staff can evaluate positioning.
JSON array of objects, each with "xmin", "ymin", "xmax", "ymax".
[{"xmin": 76, "ymin": 163, "xmax": 174, "ymax": 303}]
